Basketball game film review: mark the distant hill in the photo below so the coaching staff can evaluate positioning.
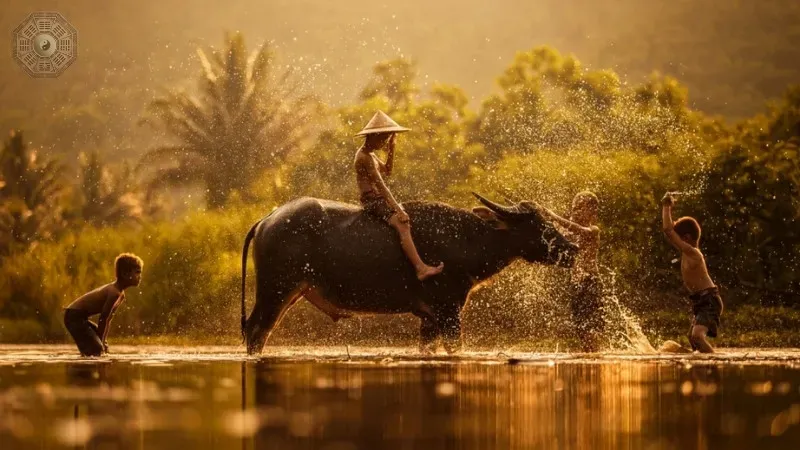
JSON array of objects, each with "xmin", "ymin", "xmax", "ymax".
[{"xmin": 2, "ymin": 0, "xmax": 799, "ymax": 155}]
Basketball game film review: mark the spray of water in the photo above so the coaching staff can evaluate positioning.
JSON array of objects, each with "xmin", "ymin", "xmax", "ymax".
[{"xmin": 598, "ymin": 266, "xmax": 658, "ymax": 354}]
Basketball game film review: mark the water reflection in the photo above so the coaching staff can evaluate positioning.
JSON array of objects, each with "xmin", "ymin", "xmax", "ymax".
[
  {"xmin": 241, "ymin": 362, "xmax": 800, "ymax": 449},
  {"xmin": 1, "ymin": 358, "xmax": 799, "ymax": 449}
]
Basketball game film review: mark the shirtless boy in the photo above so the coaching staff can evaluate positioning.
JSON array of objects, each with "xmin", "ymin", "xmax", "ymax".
[
  {"xmin": 354, "ymin": 111, "xmax": 443, "ymax": 280},
  {"xmin": 63, "ymin": 253, "xmax": 143, "ymax": 356},
  {"xmin": 661, "ymin": 193, "xmax": 723, "ymax": 353},
  {"xmin": 539, "ymin": 191, "xmax": 604, "ymax": 351}
]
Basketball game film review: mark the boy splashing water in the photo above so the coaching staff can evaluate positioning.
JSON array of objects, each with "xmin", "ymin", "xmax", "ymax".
[
  {"xmin": 661, "ymin": 193, "xmax": 723, "ymax": 353},
  {"xmin": 539, "ymin": 191, "xmax": 604, "ymax": 352},
  {"xmin": 354, "ymin": 111, "xmax": 443, "ymax": 280},
  {"xmin": 63, "ymin": 253, "xmax": 143, "ymax": 356}
]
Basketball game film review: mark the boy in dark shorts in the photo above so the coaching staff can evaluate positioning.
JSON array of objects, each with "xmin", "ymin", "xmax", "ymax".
[
  {"xmin": 63, "ymin": 253, "xmax": 143, "ymax": 356},
  {"xmin": 539, "ymin": 191, "xmax": 604, "ymax": 352},
  {"xmin": 353, "ymin": 111, "xmax": 443, "ymax": 281},
  {"xmin": 661, "ymin": 193, "xmax": 723, "ymax": 353}
]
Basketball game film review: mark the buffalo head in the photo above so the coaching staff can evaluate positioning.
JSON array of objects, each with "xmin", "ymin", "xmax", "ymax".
[{"xmin": 472, "ymin": 192, "xmax": 578, "ymax": 268}]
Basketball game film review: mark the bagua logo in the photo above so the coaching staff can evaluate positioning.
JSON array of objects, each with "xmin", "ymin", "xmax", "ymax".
[{"xmin": 12, "ymin": 12, "xmax": 78, "ymax": 78}]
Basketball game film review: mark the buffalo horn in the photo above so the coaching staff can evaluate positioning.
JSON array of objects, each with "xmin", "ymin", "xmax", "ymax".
[{"xmin": 472, "ymin": 192, "xmax": 518, "ymax": 216}]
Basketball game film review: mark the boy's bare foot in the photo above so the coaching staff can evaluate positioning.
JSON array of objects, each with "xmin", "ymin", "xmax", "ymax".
[
  {"xmin": 416, "ymin": 262, "xmax": 444, "ymax": 280},
  {"xmin": 658, "ymin": 340, "xmax": 692, "ymax": 354}
]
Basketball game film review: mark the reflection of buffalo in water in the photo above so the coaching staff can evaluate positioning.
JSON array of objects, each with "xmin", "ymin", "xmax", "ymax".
[{"xmin": 241, "ymin": 194, "xmax": 578, "ymax": 354}]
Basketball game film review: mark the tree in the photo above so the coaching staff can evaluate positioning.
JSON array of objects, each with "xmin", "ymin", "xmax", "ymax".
[
  {"xmin": 469, "ymin": 46, "xmax": 704, "ymax": 161},
  {"xmin": 284, "ymin": 58, "xmax": 485, "ymax": 206},
  {"xmin": 71, "ymin": 151, "xmax": 143, "ymax": 227},
  {"xmin": 700, "ymin": 87, "xmax": 800, "ymax": 305},
  {"xmin": 359, "ymin": 58, "xmax": 419, "ymax": 109},
  {"xmin": 0, "ymin": 130, "xmax": 68, "ymax": 255},
  {"xmin": 140, "ymin": 32, "xmax": 319, "ymax": 208}
]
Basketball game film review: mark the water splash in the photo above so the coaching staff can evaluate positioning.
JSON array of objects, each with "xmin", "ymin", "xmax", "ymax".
[{"xmin": 599, "ymin": 267, "xmax": 657, "ymax": 354}]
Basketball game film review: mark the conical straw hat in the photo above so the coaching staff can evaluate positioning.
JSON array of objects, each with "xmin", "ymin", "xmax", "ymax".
[{"xmin": 355, "ymin": 111, "xmax": 411, "ymax": 136}]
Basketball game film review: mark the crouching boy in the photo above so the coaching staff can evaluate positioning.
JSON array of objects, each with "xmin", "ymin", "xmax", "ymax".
[{"xmin": 63, "ymin": 253, "xmax": 143, "ymax": 356}]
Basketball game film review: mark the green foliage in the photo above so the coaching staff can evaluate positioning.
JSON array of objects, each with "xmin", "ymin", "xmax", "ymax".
[
  {"xmin": 359, "ymin": 58, "xmax": 420, "ymax": 108},
  {"xmin": 2, "ymin": 42, "xmax": 800, "ymax": 346},
  {"xmin": 0, "ymin": 130, "xmax": 69, "ymax": 255},
  {"xmin": 0, "ymin": 206, "xmax": 265, "ymax": 340},
  {"xmin": 286, "ymin": 57, "xmax": 485, "ymax": 204},
  {"xmin": 69, "ymin": 151, "xmax": 143, "ymax": 227},
  {"xmin": 140, "ymin": 32, "xmax": 320, "ymax": 208},
  {"xmin": 470, "ymin": 47, "xmax": 704, "ymax": 162},
  {"xmin": 699, "ymin": 88, "xmax": 800, "ymax": 303},
  {"xmin": 0, "ymin": 319, "xmax": 46, "ymax": 344}
]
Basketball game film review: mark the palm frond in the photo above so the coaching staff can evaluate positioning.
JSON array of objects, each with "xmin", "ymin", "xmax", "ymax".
[
  {"xmin": 141, "ymin": 34, "xmax": 314, "ymax": 208},
  {"xmin": 248, "ymin": 43, "xmax": 276, "ymax": 87},
  {"xmin": 196, "ymin": 48, "xmax": 218, "ymax": 83},
  {"xmin": 137, "ymin": 145, "xmax": 194, "ymax": 168},
  {"xmin": 146, "ymin": 163, "xmax": 206, "ymax": 192}
]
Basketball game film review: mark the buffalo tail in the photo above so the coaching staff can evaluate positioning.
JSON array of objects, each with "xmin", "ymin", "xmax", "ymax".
[{"xmin": 241, "ymin": 221, "xmax": 259, "ymax": 343}]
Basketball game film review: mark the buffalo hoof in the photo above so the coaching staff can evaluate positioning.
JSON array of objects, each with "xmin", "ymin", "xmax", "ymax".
[
  {"xmin": 443, "ymin": 340, "xmax": 462, "ymax": 355},
  {"xmin": 418, "ymin": 343, "xmax": 437, "ymax": 356},
  {"xmin": 246, "ymin": 339, "xmax": 263, "ymax": 355},
  {"xmin": 246, "ymin": 325, "xmax": 267, "ymax": 355}
]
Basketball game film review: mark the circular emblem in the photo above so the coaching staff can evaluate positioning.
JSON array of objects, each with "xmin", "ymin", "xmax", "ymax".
[{"xmin": 12, "ymin": 12, "xmax": 78, "ymax": 78}]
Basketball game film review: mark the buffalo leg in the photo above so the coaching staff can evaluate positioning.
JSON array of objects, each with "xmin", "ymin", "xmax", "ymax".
[
  {"xmin": 246, "ymin": 282, "xmax": 306, "ymax": 355},
  {"xmin": 438, "ymin": 308, "xmax": 463, "ymax": 354},
  {"xmin": 413, "ymin": 302, "xmax": 439, "ymax": 354},
  {"xmin": 418, "ymin": 316, "xmax": 439, "ymax": 354}
]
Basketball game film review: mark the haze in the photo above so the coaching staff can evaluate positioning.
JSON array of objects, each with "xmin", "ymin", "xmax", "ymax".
[{"xmin": 3, "ymin": 0, "xmax": 799, "ymax": 124}]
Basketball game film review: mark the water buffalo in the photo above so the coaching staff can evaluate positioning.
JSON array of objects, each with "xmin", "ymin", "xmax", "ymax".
[{"xmin": 241, "ymin": 193, "xmax": 578, "ymax": 354}]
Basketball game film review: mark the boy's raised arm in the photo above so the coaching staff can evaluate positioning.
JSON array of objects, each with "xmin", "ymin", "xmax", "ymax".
[
  {"xmin": 662, "ymin": 194, "xmax": 695, "ymax": 254},
  {"xmin": 382, "ymin": 134, "xmax": 395, "ymax": 177},
  {"xmin": 359, "ymin": 153, "xmax": 403, "ymax": 213},
  {"xmin": 542, "ymin": 208, "xmax": 596, "ymax": 235}
]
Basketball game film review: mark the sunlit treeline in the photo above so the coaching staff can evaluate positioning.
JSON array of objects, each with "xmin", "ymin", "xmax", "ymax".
[{"xmin": 0, "ymin": 34, "xmax": 798, "ymax": 344}]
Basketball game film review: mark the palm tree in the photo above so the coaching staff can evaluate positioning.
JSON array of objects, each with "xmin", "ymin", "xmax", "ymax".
[
  {"xmin": 140, "ymin": 32, "xmax": 319, "ymax": 208},
  {"xmin": 0, "ymin": 130, "xmax": 68, "ymax": 254}
]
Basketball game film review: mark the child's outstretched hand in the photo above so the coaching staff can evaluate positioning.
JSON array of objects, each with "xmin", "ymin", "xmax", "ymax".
[{"xmin": 661, "ymin": 192, "xmax": 675, "ymax": 207}]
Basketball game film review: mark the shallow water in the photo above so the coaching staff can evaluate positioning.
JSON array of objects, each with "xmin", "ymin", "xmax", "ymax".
[{"xmin": 1, "ymin": 346, "xmax": 800, "ymax": 449}]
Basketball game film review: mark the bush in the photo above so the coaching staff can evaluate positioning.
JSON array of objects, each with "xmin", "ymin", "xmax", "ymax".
[{"xmin": 0, "ymin": 205, "xmax": 266, "ymax": 342}]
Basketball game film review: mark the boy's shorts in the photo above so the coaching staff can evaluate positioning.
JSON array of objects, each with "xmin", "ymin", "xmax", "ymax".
[
  {"xmin": 689, "ymin": 287, "xmax": 723, "ymax": 338},
  {"xmin": 64, "ymin": 308, "xmax": 104, "ymax": 357},
  {"xmin": 569, "ymin": 275, "xmax": 605, "ymax": 338},
  {"xmin": 360, "ymin": 192, "xmax": 395, "ymax": 223}
]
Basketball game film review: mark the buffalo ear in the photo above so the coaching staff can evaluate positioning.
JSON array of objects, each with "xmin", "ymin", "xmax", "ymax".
[{"xmin": 472, "ymin": 207, "xmax": 508, "ymax": 230}]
